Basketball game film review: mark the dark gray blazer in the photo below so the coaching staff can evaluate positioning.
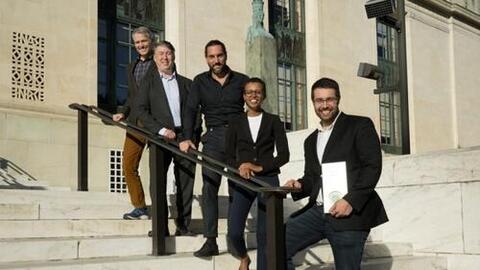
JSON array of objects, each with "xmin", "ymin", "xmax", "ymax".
[
  {"xmin": 117, "ymin": 58, "xmax": 155, "ymax": 124},
  {"xmin": 292, "ymin": 112, "xmax": 388, "ymax": 231}
]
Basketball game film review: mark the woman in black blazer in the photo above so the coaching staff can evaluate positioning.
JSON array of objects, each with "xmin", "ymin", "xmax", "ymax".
[{"xmin": 226, "ymin": 78, "xmax": 289, "ymax": 270}]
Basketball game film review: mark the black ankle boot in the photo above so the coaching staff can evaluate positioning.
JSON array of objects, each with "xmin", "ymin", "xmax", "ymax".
[{"xmin": 193, "ymin": 238, "xmax": 219, "ymax": 257}]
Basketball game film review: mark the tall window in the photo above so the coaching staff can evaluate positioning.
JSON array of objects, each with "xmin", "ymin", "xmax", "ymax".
[
  {"xmin": 376, "ymin": 19, "xmax": 403, "ymax": 154},
  {"xmin": 269, "ymin": 0, "xmax": 307, "ymax": 131},
  {"xmin": 98, "ymin": 0, "xmax": 164, "ymax": 112}
]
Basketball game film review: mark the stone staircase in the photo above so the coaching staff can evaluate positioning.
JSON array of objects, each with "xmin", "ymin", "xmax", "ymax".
[{"xmin": 0, "ymin": 188, "xmax": 448, "ymax": 270}]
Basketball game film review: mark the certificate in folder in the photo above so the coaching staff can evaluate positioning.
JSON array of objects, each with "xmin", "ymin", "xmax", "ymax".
[{"xmin": 322, "ymin": 161, "xmax": 348, "ymax": 214}]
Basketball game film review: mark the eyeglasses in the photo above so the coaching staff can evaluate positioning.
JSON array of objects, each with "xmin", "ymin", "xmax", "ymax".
[
  {"xmin": 244, "ymin": 90, "xmax": 263, "ymax": 97},
  {"xmin": 314, "ymin": 97, "xmax": 338, "ymax": 105}
]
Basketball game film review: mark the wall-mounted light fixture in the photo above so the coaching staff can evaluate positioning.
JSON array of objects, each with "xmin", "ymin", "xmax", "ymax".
[
  {"xmin": 357, "ymin": 62, "xmax": 384, "ymax": 80},
  {"xmin": 364, "ymin": 0, "xmax": 396, "ymax": 19}
]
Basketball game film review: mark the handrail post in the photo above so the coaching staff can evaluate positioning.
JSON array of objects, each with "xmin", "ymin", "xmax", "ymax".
[
  {"xmin": 150, "ymin": 144, "xmax": 167, "ymax": 255},
  {"xmin": 77, "ymin": 109, "xmax": 88, "ymax": 191},
  {"xmin": 265, "ymin": 191, "xmax": 286, "ymax": 270}
]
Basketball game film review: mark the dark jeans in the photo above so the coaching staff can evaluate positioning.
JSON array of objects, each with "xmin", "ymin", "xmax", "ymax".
[
  {"xmin": 200, "ymin": 126, "xmax": 229, "ymax": 238},
  {"xmin": 285, "ymin": 205, "xmax": 369, "ymax": 270},
  {"xmin": 227, "ymin": 175, "xmax": 279, "ymax": 270}
]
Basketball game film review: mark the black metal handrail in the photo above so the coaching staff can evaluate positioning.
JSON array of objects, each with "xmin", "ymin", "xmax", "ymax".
[
  {"xmin": 91, "ymin": 105, "xmax": 271, "ymax": 188},
  {"xmin": 73, "ymin": 103, "xmax": 271, "ymax": 191},
  {"xmin": 69, "ymin": 103, "xmax": 293, "ymax": 270}
]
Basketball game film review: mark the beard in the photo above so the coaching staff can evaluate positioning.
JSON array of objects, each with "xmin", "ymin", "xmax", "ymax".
[
  {"xmin": 317, "ymin": 108, "xmax": 339, "ymax": 124},
  {"xmin": 210, "ymin": 63, "xmax": 225, "ymax": 75}
]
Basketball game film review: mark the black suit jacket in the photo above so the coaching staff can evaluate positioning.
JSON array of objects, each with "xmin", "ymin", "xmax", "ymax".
[
  {"xmin": 226, "ymin": 112, "xmax": 290, "ymax": 176},
  {"xmin": 292, "ymin": 112, "xmax": 388, "ymax": 231},
  {"xmin": 134, "ymin": 67, "xmax": 197, "ymax": 142},
  {"xmin": 117, "ymin": 58, "xmax": 155, "ymax": 124}
]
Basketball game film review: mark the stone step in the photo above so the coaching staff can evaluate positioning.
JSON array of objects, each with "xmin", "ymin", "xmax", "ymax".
[
  {"xmin": 293, "ymin": 241, "xmax": 412, "ymax": 266},
  {"xmin": 0, "ymin": 218, "xmax": 254, "ymax": 239},
  {"xmin": 0, "ymin": 193, "xmax": 242, "ymax": 220},
  {"xmin": 0, "ymin": 203, "xmax": 130, "ymax": 220},
  {"xmin": 0, "ymin": 189, "xmax": 230, "ymax": 206},
  {"xmin": 0, "ymin": 202, "xmax": 239, "ymax": 220},
  {"xmin": 235, "ymin": 242, "xmax": 414, "ymax": 270},
  {"xmin": 0, "ymin": 219, "xmax": 149, "ymax": 239},
  {"xmin": 0, "ymin": 207, "xmax": 382, "ymax": 240},
  {"xmin": 0, "ymin": 189, "xmax": 130, "ymax": 205},
  {"xmin": 0, "ymin": 190, "xmax": 238, "ymax": 219},
  {"xmin": 0, "ymin": 233, "xmax": 257, "ymax": 263},
  {"xmin": 0, "ymin": 251, "xmax": 442, "ymax": 270},
  {"xmin": 0, "ymin": 204, "xmax": 383, "ymax": 239},
  {"xmin": 0, "ymin": 233, "xmax": 408, "ymax": 264},
  {"xmin": 0, "ymin": 253, "xmax": 216, "ymax": 270},
  {"xmin": 0, "ymin": 189, "xmax": 313, "ymax": 227},
  {"xmin": 296, "ymin": 255, "xmax": 447, "ymax": 270}
]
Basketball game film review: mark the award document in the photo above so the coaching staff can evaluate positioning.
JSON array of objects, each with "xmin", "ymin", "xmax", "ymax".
[{"xmin": 322, "ymin": 161, "xmax": 348, "ymax": 214}]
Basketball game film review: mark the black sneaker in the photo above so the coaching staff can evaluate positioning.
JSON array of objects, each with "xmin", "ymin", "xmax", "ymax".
[
  {"xmin": 193, "ymin": 240, "xmax": 219, "ymax": 257},
  {"xmin": 123, "ymin": 207, "xmax": 149, "ymax": 220}
]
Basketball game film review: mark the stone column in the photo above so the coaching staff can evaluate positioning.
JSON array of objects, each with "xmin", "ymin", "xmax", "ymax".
[{"xmin": 245, "ymin": 0, "xmax": 278, "ymax": 115}]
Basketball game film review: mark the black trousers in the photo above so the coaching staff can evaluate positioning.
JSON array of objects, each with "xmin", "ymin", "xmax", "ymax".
[
  {"xmin": 149, "ymin": 144, "xmax": 196, "ymax": 231},
  {"xmin": 200, "ymin": 126, "xmax": 231, "ymax": 238}
]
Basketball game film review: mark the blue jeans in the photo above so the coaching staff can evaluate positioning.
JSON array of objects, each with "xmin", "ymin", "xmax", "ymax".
[
  {"xmin": 227, "ymin": 175, "xmax": 279, "ymax": 270},
  {"xmin": 285, "ymin": 205, "xmax": 369, "ymax": 270}
]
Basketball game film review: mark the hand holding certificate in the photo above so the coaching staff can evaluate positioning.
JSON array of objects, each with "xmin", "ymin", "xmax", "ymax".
[{"xmin": 322, "ymin": 161, "xmax": 348, "ymax": 215}]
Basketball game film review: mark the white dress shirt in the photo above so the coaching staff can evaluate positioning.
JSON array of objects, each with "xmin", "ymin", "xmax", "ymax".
[
  {"xmin": 158, "ymin": 71, "xmax": 181, "ymax": 135},
  {"xmin": 316, "ymin": 111, "xmax": 342, "ymax": 205}
]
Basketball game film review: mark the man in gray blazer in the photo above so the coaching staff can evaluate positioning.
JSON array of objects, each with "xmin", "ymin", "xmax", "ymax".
[
  {"xmin": 112, "ymin": 26, "xmax": 155, "ymax": 220},
  {"xmin": 135, "ymin": 41, "xmax": 197, "ymax": 236}
]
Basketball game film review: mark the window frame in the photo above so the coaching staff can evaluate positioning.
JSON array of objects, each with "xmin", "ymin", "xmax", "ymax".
[
  {"xmin": 97, "ymin": 0, "xmax": 164, "ymax": 113},
  {"xmin": 269, "ymin": 0, "xmax": 307, "ymax": 131}
]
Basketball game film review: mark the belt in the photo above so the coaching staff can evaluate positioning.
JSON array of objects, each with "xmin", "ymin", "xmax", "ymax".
[{"xmin": 207, "ymin": 124, "xmax": 229, "ymax": 131}]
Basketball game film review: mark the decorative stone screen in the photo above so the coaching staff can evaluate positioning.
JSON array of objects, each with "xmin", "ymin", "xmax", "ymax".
[
  {"xmin": 11, "ymin": 32, "xmax": 45, "ymax": 101},
  {"xmin": 109, "ymin": 149, "xmax": 127, "ymax": 193}
]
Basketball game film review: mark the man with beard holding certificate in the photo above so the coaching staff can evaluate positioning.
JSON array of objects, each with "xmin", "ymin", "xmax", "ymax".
[{"xmin": 283, "ymin": 77, "xmax": 388, "ymax": 270}]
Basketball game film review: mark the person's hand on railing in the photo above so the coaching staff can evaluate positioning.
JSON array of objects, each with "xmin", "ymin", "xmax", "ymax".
[
  {"xmin": 163, "ymin": 129, "xmax": 176, "ymax": 140},
  {"xmin": 283, "ymin": 179, "xmax": 302, "ymax": 190},
  {"xmin": 112, "ymin": 113, "xmax": 125, "ymax": 122},
  {"xmin": 179, "ymin": 140, "xmax": 196, "ymax": 153},
  {"xmin": 238, "ymin": 162, "xmax": 263, "ymax": 180}
]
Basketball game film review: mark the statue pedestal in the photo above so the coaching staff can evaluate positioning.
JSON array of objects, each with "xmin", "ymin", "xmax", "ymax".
[{"xmin": 246, "ymin": 36, "xmax": 278, "ymax": 115}]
